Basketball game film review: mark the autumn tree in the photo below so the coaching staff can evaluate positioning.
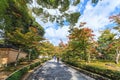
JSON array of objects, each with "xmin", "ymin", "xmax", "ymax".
[
  {"xmin": 0, "ymin": 0, "xmax": 45, "ymax": 64},
  {"xmin": 68, "ymin": 27, "xmax": 95, "ymax": 62},
  {"xmin": 7, "ymin": 26, "xmax": 44, "ymax": 65},
  {"xmin": 97, "ymin": 29, "xmax": 115, "ymax": 60},
  {"xmin": 0, "ymin": 0, "xmax": 33, "ymax": 43},
  {"xmin": 37, "ymin": 41, "xmax": 56, "ymax": 58},
  {"xmin": 109, "ymin": 14, "xmax": 120, "ymax": 64}
]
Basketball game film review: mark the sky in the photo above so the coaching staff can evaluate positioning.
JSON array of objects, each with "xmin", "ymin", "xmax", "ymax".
[{"xmin": 29, "ymin": 0, "xmax": 120, "ymax": 46}]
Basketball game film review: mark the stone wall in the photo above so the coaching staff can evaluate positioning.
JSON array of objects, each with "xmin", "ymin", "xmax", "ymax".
[
  {"xmin": 0, "ymin": 48, "xmax": 9, "ymax": 67},
  {"xmin": 8, "ymin": 49, "xmax": 27, "ymax": 63},
  {"xmin": 0, "ymin": 48, "xmax": 27, "ymax": 67}
]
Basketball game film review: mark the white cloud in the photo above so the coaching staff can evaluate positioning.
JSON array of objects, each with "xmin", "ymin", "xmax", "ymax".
[
  {"xmin": 44, "ymin": 26, "xmax": 69, "ymax": 46},
  {"xmin": 66, "ymin": 5, "xmax": 79, "ymax": 14},
  {"xmin": 33, "ymin": 12, "xmax": 69, "ymax": 46},
  {"xmin": 45, "ymin": 9, "xmax": 62, "ymax": 16},
  {"xmin": 77, "ymin": 0, "xmax": 120, "ymax": 38}
]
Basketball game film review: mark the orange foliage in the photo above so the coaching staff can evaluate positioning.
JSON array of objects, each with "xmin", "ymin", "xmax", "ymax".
[{"xmin": 29, "ymin": 27, "xmax": 37, "ymax": 33}]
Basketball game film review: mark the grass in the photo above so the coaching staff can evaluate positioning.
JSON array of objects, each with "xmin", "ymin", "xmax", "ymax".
[
  {"xmin": 77, "ymin": 60, "xmax": 120, "ymax": 71},
  {"xmin": 67, "ymin": 58, "xmax": 120, "ymax": 71},
  {"xmin": 89, "ymin": 62, "xmax": 118, "ymax": 70}
]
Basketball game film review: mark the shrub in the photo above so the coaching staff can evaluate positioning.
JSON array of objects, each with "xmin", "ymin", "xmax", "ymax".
[{"xmin": 6, "ymin": 61, "xmax": 41, "ymax": 80}]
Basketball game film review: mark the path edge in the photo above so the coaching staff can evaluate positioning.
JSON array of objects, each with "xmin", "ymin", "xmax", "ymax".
[
  {"xmin": 21, "ymin": 60, "xmax": 48, "ymax": 80},
  {"xmin": 62, "ymin": 62, "xmax": 111, "ymax": 80}
]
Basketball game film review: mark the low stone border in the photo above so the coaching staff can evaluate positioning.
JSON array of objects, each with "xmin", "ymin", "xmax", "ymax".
[
  {"xmin": 21, "ymin": 63, "xmax": 42, "ymax": 80},
  {"xmin": 21, "ymin": 60, "xmax": 48, "ymax": 80},
  {"xmin": 5, "ymin": 61, "xmax": 42, "ymax": 80}
]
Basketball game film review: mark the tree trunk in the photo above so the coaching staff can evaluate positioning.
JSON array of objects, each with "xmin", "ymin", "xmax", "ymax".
[
  {"xmin": 87, "ymin": 53, "xmax": 91, "ymax": 63},
  {"xmin": 84, "ymin": 48, "xmax": 88, "ymax": 62},
  {"xmin": 115, "ymin": 48, "xmax": 120, "ymax": 64},
  {"xmin": 28, "ymin": 51, "xmax": 31, "ymax": 61},
  {"xmin": 15, "ymin": 48, "xmax": 21, "ymax": 66},
  {"xmin": 28, "ymin": 49, "xmax": 32, "ymax": 61}
]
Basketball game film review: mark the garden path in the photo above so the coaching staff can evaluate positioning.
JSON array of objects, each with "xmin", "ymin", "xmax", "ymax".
[{"xmin": 27, "ymin": 60, "xmax": 95, "ymax": 80}]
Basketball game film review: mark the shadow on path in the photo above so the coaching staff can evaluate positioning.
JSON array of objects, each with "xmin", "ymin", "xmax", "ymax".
[{"xmin": 27, "ymin": 60, "xmax": 94, "ymax": 80}]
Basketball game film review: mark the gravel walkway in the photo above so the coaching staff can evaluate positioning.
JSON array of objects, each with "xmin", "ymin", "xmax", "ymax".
[{"xmin": 27, "ymin": 60, "xmax": 95, "ymax": 80}]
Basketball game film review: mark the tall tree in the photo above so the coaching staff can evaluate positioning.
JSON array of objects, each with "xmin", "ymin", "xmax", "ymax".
[
  {"xmin": 0, "ymin": 0, "xmax": 36, "ymax": 44},
  {"xmin": 97, "ymin": 29, "xmax": 115, "ymax": 60},
  {"xmin": 109, "ymin": 14, "xmax": 120, "ymax": 64},
  {"xmin": 7, "ymin": 26, "xmax": 44, "ymax": 65},
  {"xmin": 68, "ymin": 27, "xmax": 95, "ymax": 62}
]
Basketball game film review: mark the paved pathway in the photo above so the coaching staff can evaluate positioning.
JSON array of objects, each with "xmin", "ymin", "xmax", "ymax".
[{"xmin": 27, "ymin": 60, "xmax": 95, "ymax": 80}]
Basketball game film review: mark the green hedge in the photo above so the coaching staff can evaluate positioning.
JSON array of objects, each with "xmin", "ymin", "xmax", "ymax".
[
  {"xmin": 65, "ymin": 61, "xmax": 120, "ymax": 80},
  {"xmin": 6, "ymin": 61, "xmax": 41, "ymax": 80}
]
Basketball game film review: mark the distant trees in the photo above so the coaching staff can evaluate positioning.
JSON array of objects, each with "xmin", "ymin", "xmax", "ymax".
[{"xmin": 38, "ymin": 41, "xmax": 55, "ymax": 57}]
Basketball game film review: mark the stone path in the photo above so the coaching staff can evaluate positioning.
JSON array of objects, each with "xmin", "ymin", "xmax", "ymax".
[{"xmin": 27, "ymin": 60, "xmax": 95, "ymax": 80}]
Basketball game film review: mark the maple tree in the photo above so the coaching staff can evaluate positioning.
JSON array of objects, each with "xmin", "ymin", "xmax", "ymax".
[
  {"xmin": 109, "ymin": 14, "xmax": 120, "ymax": 64},
  {"xmin": 7, "ymin": 27, "xmax": 44, "ymax": 65},
  {"xmin": 65, "ymin": 27, "xmax": 95, "ymax": 62},
  {"xmin": 97, "ymin": 14, "xmax": 120, "ymax": 64},
  {"xmin": 97, "ymin": 29, "xmax": 115, "ymax": 60},
  {"xmin": 38, "ymin": 41, "xmax": 55, "ymax": 57}
]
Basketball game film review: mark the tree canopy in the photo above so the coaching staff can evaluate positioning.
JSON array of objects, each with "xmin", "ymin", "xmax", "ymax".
[
  {"xmin": 27, "ymin": 0, "xmax": 99, "ymax": 27},
  {"xmin": 0, "ymin": 0, "xmax": 44, "ymax": 47}
]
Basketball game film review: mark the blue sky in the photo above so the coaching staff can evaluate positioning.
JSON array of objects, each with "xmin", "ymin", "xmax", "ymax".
[{"xmin": 28, "ymin": 0, "xmax": 120, "ymax": 46}]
